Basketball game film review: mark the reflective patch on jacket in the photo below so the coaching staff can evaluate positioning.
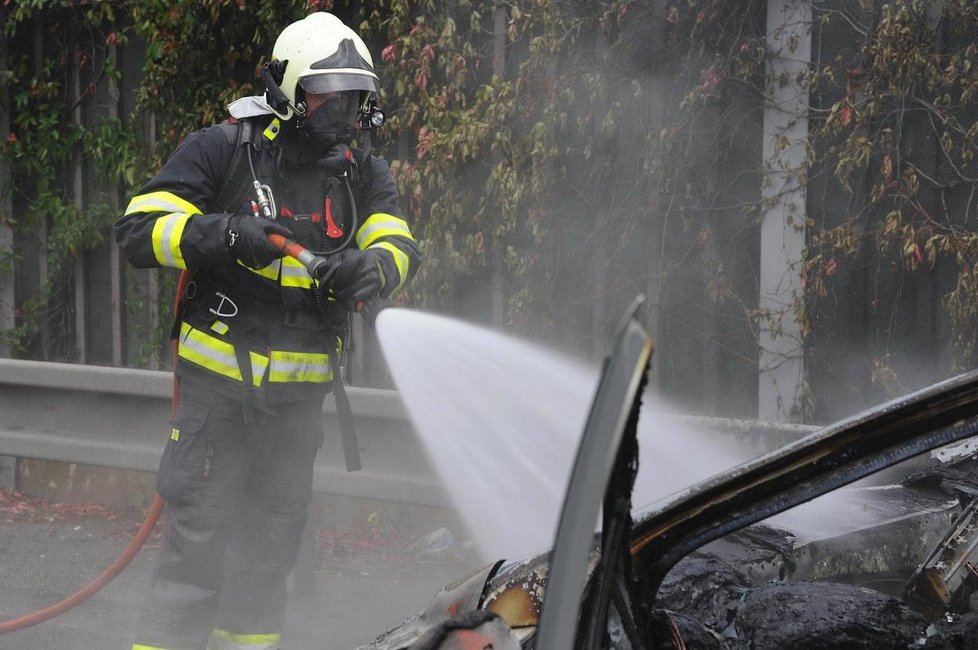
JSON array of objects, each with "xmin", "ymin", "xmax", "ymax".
[
  {"xmin": 355, "ymin": 212, "xmax": 414, "ymax": 248},
  {"xmin": 178, "ymin": 322, "xmax": 333, "ymax": 386},
  {"xmin": 369, "ymin": 241, "xmax": 411, "ymax": 291},
  {"xmin": 125, "ymin": 191, "xmax": 203, "ymax": 269}
]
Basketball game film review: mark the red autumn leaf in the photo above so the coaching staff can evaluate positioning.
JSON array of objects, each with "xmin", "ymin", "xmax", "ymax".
[
  {"xmin": 840, "ymin": 105, "xmax": 853, "ymax": 125},
  {"xmin": 415, "ymin": 69, "xmax": 429, "ymax": 92}
]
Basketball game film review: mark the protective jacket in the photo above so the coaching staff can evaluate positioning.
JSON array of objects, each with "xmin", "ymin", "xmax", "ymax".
[{"xmin": 115, "ymin": 104, "xmax": 420, "ymax": 406}]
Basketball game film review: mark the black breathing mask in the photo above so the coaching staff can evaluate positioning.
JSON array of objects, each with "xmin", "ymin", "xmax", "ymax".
[{"xmin": 298, "ymin": 90, "xmax": 360, "ymax": 153}]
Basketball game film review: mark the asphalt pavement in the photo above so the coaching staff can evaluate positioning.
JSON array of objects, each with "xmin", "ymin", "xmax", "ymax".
[{"xmin": 0, "ymin": 493, "xmax": 482, "ymax": 650}]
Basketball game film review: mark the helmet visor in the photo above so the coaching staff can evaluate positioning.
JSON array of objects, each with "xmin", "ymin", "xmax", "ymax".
[{"xmin": 298, "ymin": 72, "xmax": 379, "ymax": 96}]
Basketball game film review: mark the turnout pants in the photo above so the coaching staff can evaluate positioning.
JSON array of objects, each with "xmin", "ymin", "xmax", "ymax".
[{"xmin": 132, "ymin": 385, "xmax": 324, "ymax": 650}]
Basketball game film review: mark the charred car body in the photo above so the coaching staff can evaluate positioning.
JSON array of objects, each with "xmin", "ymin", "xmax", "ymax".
[{"xmin": 364, "ymin": 299, "xmax": 978, "ymax": 649}]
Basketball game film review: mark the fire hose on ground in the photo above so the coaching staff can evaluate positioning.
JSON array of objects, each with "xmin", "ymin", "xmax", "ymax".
[{"xmin": 0, "ymin": 235, "xmax": 380, "ymax": 634}]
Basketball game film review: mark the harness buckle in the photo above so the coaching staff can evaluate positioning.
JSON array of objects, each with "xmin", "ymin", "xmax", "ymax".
[{"xmin": 209, "ymin": 292, "xmax": 239, "ymax": 318}]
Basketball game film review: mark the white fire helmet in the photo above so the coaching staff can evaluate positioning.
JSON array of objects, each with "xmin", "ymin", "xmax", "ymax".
[{"xmin": 266, "ymin": 12, "xmax": 379, "ymax": 121}]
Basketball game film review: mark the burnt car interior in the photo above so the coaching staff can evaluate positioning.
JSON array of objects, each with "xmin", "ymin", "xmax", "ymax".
[{"xmin": 367, "ymin": 298, "xmax": 978, "ymax": 649}]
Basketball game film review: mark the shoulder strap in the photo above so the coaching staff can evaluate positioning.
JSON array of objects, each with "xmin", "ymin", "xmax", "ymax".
[{"xmin": 214, "ymin": 119, "xmax": 258, "ymax": 214}]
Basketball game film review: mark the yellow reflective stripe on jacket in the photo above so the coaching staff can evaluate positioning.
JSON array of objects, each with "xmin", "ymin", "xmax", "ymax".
[
  {"xmin": 179, "ymin": 323, "xmax": 331, "ymax": 386},
  {"xmin": 240, "ymin": 258, "xmax": 281, "ymax": 280},
  {"xmin": 151, "ymin": 213, "xmax": 193, "ymax": 268},
  {"xmin": 280, "ymin": 256, "xmax": 315, "ymax": 288},
  {"xmin": 370, "ymin": 241, "xmax": 410, "ymax": 291},
  {"xmin": 269, "ymin": 350, "xmax": 332, "ymax": 383},
  {"xmin": 210, "ymin": 628, "xmax": 282, "ymax": 649},
  {"xmin": 236, "ymin": 257, "xmax": 315, "ymax": 289},
  {"xmin": 125, "ymin": 191, "xmax": 203, "ymax": 269},
  {"xmin": 125, "ymin": 191, "xmax": 201, "ymax": 217},
  {"xmin": 132, "ymin": 645, "xmax": 171, "ymax": 650},
  {"xmin": 355, "ymin": 212, "xmax": 414, "ymax": 248},
  {"xmin": 178, "ymin": 322, "xmax": 268, "ymax": 386}
]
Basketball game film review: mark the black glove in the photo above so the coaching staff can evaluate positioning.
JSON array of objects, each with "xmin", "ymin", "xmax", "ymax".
[
  {"xmin": 324, "ymin": 248, "xmax": 385, "ymax": 301},
  {"xmin": 226, "ymin": 215, "xmax": 292, "ymax": 269}
]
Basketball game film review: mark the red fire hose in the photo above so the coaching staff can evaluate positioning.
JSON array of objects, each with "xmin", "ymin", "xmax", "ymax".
[
  {"xmin": 0, "ymin": 494, "xmax": 166, "ymax": 634},
  {"xmin": 0, "ymin": 268, "xmax": 194, "ymax": 635},
  {"xmin": 0, "ymin": 236, "xmax": 345, "ymax": 634}
]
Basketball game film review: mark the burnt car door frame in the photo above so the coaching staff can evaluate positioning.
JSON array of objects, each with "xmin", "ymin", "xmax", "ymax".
[
  {"xmin": 536, "ymin": 297, "xmax": 652, "ymax": 650},
  {"xmin": 534, "ymin": 296, "xmax": 978, "ymax": 649}
]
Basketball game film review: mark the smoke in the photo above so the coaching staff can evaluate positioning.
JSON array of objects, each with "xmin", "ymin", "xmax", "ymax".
[{"xmin": 377, "ymin": 308, "xmax": 778, "ymax": 563}]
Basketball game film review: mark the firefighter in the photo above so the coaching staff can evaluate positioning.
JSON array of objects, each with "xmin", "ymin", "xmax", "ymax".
[{"xmin": 114, "ymin": 12, "xmax": 420, "ymax": 650}]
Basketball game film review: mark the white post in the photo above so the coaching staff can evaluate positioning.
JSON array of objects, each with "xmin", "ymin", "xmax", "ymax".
[
  {"xmin": 0, "ymin": 11, "xmax": 16, "ymax": 487},
  {"xmin": 0, "ymin": 13, "xmax": 13, "ymax": 358},
  {"xmin": 758, "ymin": 0, "xmax": 811, "ymax": 422}
]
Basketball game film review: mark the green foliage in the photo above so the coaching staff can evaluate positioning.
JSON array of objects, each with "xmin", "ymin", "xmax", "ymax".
[
  {"xmin": 654, "ymin": 0, "xmax": 978, "ymax": 415},
  {"xmin": 0, "ymin": 1, "xmax": 309, "ymax": 359},
  {"xmin": 4, "ymin": 0, "xmax": 978, "ymax": 420},
  {"xmin": 803, "ymin": 1, "xmax": 978, "ymax": 376},
  {"xmin": 1, "ymin": 3, "xmax": 142, "ymax": 357},
  {"xmin": 128, "ymin": 0, "xmax": 310, "ymax": 154}
]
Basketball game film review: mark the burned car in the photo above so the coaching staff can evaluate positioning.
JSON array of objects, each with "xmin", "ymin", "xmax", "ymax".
[{"xmin": 365, "ymin": 300, "xmax": 978, "ymax": 649}]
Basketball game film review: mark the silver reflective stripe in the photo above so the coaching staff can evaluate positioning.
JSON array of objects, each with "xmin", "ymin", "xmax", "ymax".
[
  {"xmin": 125, "ymin": 190, "xmax": 201, "ymax": 216},
  {"xmin": 355, "ymin": 214, "xmax": 413, "ymax": 248},
  {"xmin": 370, "ymin": 242, "xmax": 410, "ymax": 290},
  {"xmin": 280, "ymin": 258, "xmax": 313, "ymax": 288},
  {"xmin": 269, "ymin": 354, "xmax": 331, "ymax": 383},
  {"xmin": 179, "ymin": 326, "xmax": 240, "ymax": 380},
  {"xmin": 154, "ymin": 214, "xmax": 189, "ymax": 267}
]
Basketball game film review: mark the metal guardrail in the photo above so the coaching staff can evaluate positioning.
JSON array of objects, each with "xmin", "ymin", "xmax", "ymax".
[
  {"xmin": 0, "ymin": 358, "xmax": 448, "ymax": 507},
  {"xmin": 0, "ymin": 359, "xmax": 822, "ymax": 510}
]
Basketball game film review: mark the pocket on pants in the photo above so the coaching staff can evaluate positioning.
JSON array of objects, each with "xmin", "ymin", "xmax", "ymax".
[{"xmin": 156, "ymin": 396, "xmax": 214, "ymax": 505}]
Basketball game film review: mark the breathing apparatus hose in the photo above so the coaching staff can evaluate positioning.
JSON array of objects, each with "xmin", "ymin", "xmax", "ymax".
[{"xmin": 0, "ymin": 271, "xmax": 192, "ymax": 635}]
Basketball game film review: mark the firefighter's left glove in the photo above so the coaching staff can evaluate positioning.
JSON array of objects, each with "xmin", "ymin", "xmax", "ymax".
[
  {"xmin": 226, "ymin": 215, "xmax": 293, "ymax": 269},
  {"xmin": 324, "ymin": 248, "xmax": 385, "ymax": 301}
]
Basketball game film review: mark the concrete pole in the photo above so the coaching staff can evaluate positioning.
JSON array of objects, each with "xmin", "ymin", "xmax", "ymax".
[
  {"xmin": 34, "ymin": 25, "xmax": 52, "ymax": 359},
  {"xmin": 72, "ymin": 40, "xmax": 87, "ymax": 364},
  {"xmin": 758, "ymin": 0, "xmax": 811, "ymax": 422},
  {"xmin": 0, "ymin": 11, "xmax": 14, "ymax": 359},
  {"xmin": 0, "ymin": 7, "xmax": 16, "ymax": 488},
  {"xmin": 108, "ymin": 42, "xmax": 124, "ymax": 367}
]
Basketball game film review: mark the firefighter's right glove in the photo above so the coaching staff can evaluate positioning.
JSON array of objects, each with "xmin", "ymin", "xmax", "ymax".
[
  {"xmin": 225, "ymin": 215, "xmax": 292, "ymax": 269},
  {"xmin": 320, "ymin": 248, "xmax": 385, "ymax": 301}
]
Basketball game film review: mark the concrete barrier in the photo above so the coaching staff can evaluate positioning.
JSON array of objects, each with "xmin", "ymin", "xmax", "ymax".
[
  {"xmin": 0, "ymin": 358, "xmax": 446, "ymax": 507},
  {"xmin": 0, "ymin": 359, "xmax": 821, "ymax": 509}
]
